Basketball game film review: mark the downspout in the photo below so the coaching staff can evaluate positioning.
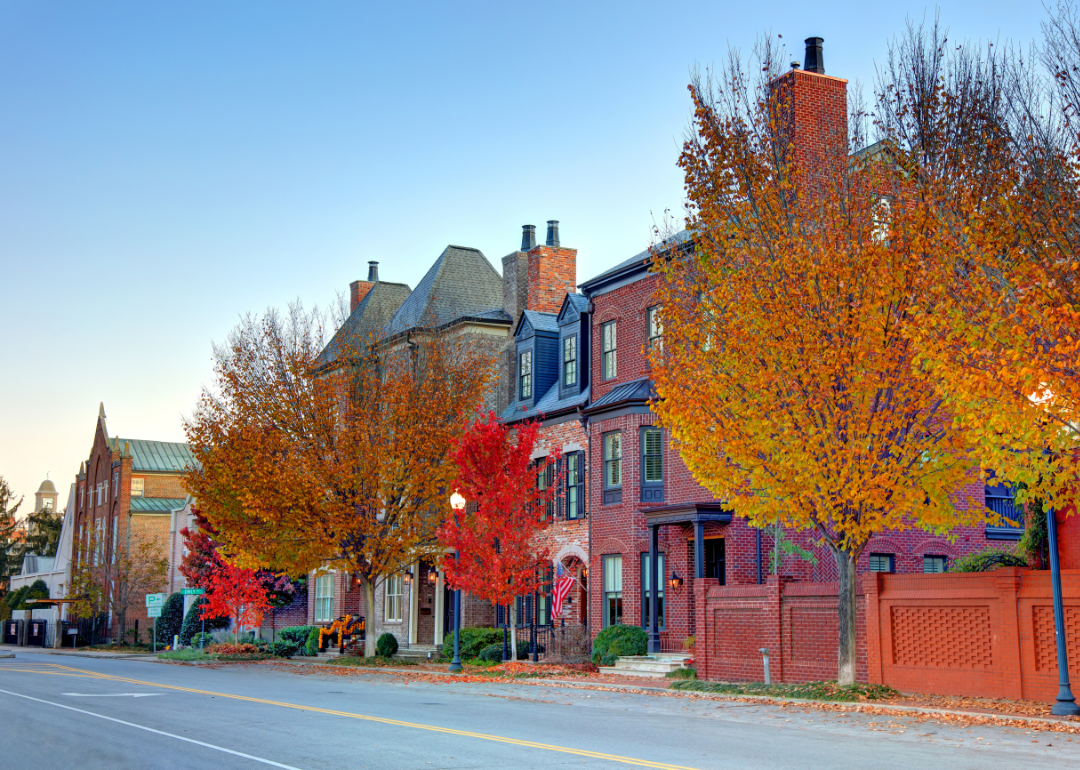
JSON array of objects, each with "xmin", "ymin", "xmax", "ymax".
[{"xmin": 756, "ymin": 527, "xmax": 762, "ymax": 585}]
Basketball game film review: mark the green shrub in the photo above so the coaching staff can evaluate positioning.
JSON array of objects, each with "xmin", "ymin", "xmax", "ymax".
[
  {"xmin": 666, "ymin": 667, "xmax": 698, "ymax": 680},
  {"xmin": 953, "ymin": 547, "xmax": 1028, "ymax": 573},
  {"xmin": 6, "ymin": 586, "xmax": 29, "ymax": 611},
  {"xmin": 591, "ymin": 625, "xmax": 648, "ymax": 667},
  {"xmin": 279, "ymin": 625, "xmax": 319, "ymax": 656},
  {"xmin": 376, "ymin": 632, "xmax": 399, "ymax": 658},
  {"xmin": 477, "ymin": 640, "xmax": 532, "ymax": 663},
  {"xmin": 190, "ymin": 631, "xmax": 214, "ymax": 648},
  {"xmin": 153, "ymin": 593, "xmax": 186, "ymax": 647},
  {"xmin": 440, "ymin": 627, "xmax": 504, "ymax": 661},
  {"xmin": 13, "ymin": 580, "xmax": 49, "ymax": 610},
  {"xmin": 178, "ymin": 595, "xmax": 228, "ymax": 647},
  {"xmin": 305, "ymin": 626, "xmax": 321, "ymax": 656},
  {"xmin": 0, "ymin": 596, "xmax": 11, "ymax": 622},
  {"xmin": 271, "ymin": 640, "xmax": 298, "ymax": 658}
]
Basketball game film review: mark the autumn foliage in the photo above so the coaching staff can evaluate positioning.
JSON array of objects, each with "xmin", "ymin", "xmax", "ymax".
[
  {"xmin": 439, "ymin": 411, "xmax": 559, "ymax": 656},
  {"xmin": 200, "ymin": 561, "xmax": 272, "ymax": 644},
  {"xmin": 184, "ymin": 303, "xmax": 493, "ymax": 655}
]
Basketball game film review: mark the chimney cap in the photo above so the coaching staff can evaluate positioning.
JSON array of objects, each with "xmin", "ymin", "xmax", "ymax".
[
  {"xmin": 367, "ymin": 261, "xmax": 379, "ymax": 282},
  {"xmin": 545, "ymin": 220, "xmax": 560, "ymax": 247},
  {"xmin": 521, "ymin": 224, "xmax": 537, "ymax": 251},
  {"xmin": 803, "ymin": 37, "xmax": 825, "ymax": 75}
]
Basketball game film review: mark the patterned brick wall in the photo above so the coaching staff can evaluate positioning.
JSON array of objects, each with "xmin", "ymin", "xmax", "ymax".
[{"xmin": 865, "ymin": 568, "xmax": 1080, "ymax": 701}]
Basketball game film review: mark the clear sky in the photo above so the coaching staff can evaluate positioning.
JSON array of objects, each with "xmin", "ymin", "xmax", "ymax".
[{"xmin": 0, "ymin": 1, "xmax": 1046, "ymax": 513}]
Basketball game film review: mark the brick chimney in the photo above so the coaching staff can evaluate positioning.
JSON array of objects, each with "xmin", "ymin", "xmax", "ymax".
[
  {"xmin": 770, "ymin": 37, "xmax": 848, "ymax": 182},
  {"xmin": 525, "ymin": 220, "xmax": 576, "ymax": 314},
  {"xmin": 349, "ymin": 261, "xmax": 381, "ymax": 313}
]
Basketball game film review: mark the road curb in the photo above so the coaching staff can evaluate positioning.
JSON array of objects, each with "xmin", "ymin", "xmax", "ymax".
[{"xmin": 0, "ymin": 646, "xmax": 158, "ymax": 661}]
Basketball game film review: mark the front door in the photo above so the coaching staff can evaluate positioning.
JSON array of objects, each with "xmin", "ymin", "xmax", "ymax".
[{"xmin": 705, "ymin": 539, "xmax": 726, "ymax": 585}]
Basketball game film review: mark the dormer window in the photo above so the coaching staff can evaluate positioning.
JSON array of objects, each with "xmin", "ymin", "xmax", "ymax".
[
  {"xmin": 563, "ymin": 335, "xmax": 577, "ymax": 386},
  {"xmin": 519, "ymin": 350, "xmax": 533, "ymax": 400}
]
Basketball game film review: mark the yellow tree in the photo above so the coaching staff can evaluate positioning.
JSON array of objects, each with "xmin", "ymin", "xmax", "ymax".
[
  {"xmin": 874, "ymin": 18, "xmax": 1079, "ymax": 508},
  {"xmin": 184, "ymin": 304, "xmax": 493, "ymax": 656},
  {"xmin": 650, "ymin": 40, "xmax": 985, "ymax": 684}
]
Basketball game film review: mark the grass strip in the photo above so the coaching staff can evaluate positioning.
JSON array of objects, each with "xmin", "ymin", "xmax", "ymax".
[{"xmin": 669, "ymin": 679, "xmax": 898, "ymax": 702}]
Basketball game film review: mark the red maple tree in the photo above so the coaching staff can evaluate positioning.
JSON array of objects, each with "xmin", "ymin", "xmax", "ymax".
[
  {"xmin": 200, "ymin": 561, "xmax": 273, "ymax": 644},
  {"xmin": 438, "ymin": 411, "xmax": 559, "ymax": 660}
]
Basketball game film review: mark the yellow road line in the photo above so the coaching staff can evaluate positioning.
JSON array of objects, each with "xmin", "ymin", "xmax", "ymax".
[{"xmin": 3, "ymin": 663, "xmax": 704, "ymax": 770}]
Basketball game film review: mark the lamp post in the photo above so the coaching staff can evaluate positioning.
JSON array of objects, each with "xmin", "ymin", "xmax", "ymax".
[
  {"xmin": 1046, "ymin": 502, "xmax": 1080, "ymax": 716},
  {"xmin": 448, "ymin": 491, "xmax": 466, "ymax": 674}
]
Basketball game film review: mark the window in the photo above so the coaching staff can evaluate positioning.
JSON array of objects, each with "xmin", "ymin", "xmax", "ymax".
[
  {"xmin": 103, "ymin": 480, "xmax": 109, "ymax": 504},
  {"xmin": 872, "ymin": 196, "xmax": 892, "ymax": 243},
  {"xmin": 646, "ymin": 305, "xmax": 663, "ymax": 353},
  {"xmin": 131, "ymin": 478, "xmax": 144, "ymax": 497},
  {"xmin": 563, "ymin": 335, "xmax": 578, "ymax": 386},
  {"xmin": 537, "ymin": 566, "xmax": 553, "ymax": 626},
  {"xmin": 869, "ymin": 553, "xmax": 895, "ymax": 573},
  {"xmin": 519, "ymin": 350, "xmax": 533, "ymax": 400},
  {"xmin": 923, "ymin": 555, "xmax": 947, "ymax": 574},
  {"xmin": 315, "ymin": 574, "xmax": 335, "ymax": 622},
  {"xmin": 79, "ymin": 487, "xmax": 84, "ymax": 508},
  {"xmin": 641, "ymin": 427, "xmax": 664, "ymax": 503},
  {"xmin": 537, "ymin": 459, "xmax": 554, "ymax": 521},
  {"xmin": 640, "ymin": 552, "xmax": 665, "ymax": 630},
  {"xmin": 42, "ymin": 498, "xmax": 53, "ymax": 511},
  {"xmin": 602, "ymin": 432, "xmax": 622, "ymax": 505},
  {"xmin": 603, "ymin": 555, "xmax": 623, "ymax": 627},
  {"xmin": 385, "ymin": 574, "xmax": 403, "ymax": 622},
  {"xmin": 113, "ymin": 472, "xmax": 119, "ymax": 499},
  {"xmin": 565, "ymin": 452, "xmax": 584, "ymax": 519},
  {"xmin": 985, "ymin": 472, "xmax": 1025, "ymax": 540},
  {"xmin": 601, "ymin": 321, "xmax": 617, "ymax": 380},
  {"xmin": 111, "ymin": 519, "xmax": 118, "ymax": 564},
  {"xmin": 96, "ymin": 483, "xmax": 103, "ymax": 506}
]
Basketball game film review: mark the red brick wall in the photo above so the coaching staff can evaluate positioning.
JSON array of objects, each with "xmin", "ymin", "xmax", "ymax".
[
  {"xmin": 526, "ymin": 246, "xmax": 577, "ymax": 314},
  {"xmin": 1058, "ymin": 502, "xmax": 1080, "ymax": 570},
  {"xmin": 864, "ymin": 568, "xmax": 1080, "ymax": 701},
  {"xmin": 694, "ymin": 577, "xmax": 867, "ymax": 684},
  {"xmin": 770, "ymin": 68, "xmax": 849, "ymax": 179}
]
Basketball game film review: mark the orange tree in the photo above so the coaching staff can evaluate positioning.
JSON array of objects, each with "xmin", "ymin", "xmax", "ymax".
[
  {"xmin": 438, "ymin": 411, "xmax": 559, "ymax": 660},
  {"xmin": 873, "ymin": 18, "xmax": 1080, "ymax": 506},
  {"xmin": 184, "ymin": 303, "xmax": 493, "ymax": 656},
  {"xmin": 650, "ymin": 40, "xmax": 985, "ymax": 684}
]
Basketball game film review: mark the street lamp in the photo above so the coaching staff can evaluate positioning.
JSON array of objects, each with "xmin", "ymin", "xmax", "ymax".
[{"xmin": 448, "ymin": 491, "xmax": 466, "ymax": 674}]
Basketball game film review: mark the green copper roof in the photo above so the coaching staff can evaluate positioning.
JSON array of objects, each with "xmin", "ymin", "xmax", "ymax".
[
  {"xmin": 117, "ymin": 439, "xmax": 194, "ymax": 473},
  {"xmin": 129, "ymin": 497, "xmax": 187, "ymax": 513}
]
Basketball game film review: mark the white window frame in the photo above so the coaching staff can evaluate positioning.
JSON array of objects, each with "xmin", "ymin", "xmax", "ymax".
[
  {"xmin": 314, "ymin": 573, "xmax": 335, "ymax": 623},
  {"xmin": 385, "ymin": 574, "xmax": 403, "ymax": 622},
  {"xmin": 131, "ymin": 478, "xmax": 144, "ymax": 497}
]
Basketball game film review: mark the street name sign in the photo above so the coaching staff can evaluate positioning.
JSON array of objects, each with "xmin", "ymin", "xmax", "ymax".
[{"xmin": 180, "ymin": 588, "xmax": 205, "ymax": 596}]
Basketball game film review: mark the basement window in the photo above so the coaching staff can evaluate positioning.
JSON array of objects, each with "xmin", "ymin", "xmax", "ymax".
[
  {"xmin": 868, "ymin": 553, "xmax": 895, "ymax": 573},
  {"xmin": 922, "ymin": 555, "xmax": 947, "ymax": 574}
]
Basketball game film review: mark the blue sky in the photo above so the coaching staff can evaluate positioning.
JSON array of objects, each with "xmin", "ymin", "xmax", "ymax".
[{"xmin": 0, "ymin": 1, "xmax": 1046, "ymax": 510}]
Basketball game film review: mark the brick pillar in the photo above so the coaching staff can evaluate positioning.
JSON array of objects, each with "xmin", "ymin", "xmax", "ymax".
[
  {"xmin": 863, "ymin": 572, "xmax": 884, "ymax": 684},
  {"xmin": 994, "ymin": 567, "xmax": 1025, "ymax": 699},
  {"xmin": 695, "ymin": 577, "xmax": 719, "ymax": 681}
]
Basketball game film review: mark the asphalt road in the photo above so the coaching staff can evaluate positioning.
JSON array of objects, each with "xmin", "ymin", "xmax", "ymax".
[{"xmin": 0, "ymin": 652, "xmax": 1075, "ymax": 769}]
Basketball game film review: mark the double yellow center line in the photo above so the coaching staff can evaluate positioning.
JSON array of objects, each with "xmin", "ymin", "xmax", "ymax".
[{"xmin": 0, "ymin": 661, "xmax": 704, "ymax": 770}]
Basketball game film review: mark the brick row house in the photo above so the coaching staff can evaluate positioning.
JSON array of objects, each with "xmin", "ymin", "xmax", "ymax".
[{"xmin": 292, "ymin": 47, "xmax": 1029, "ymax": 670}]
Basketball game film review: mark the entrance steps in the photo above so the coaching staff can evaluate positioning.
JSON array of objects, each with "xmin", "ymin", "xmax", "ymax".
[
  {"xmin": 598, "ymin": 653, "xmax": 693, "ymax": 679},
  {"xmin": 394, "ymin": 644, "xmax": 439, "ymax": 661}
]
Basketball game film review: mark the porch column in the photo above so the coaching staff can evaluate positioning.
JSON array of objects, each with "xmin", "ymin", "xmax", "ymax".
[
  {"xmin": 649, "ymin": 523, "xmax": 660, "ymax": 654},
  {"xmin": 434, "ymin": 570, "xmax": 445, "ymax": 646},
  {"xmin": 694, "ymin": 520, "xmax": 705, "ymax": 579},
  {"xmin": 408, "ymin": 559, "xmax": 420, "ymax": 646}
]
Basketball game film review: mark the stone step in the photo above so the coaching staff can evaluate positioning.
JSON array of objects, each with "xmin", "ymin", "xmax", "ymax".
[
  {"xmin": 613, "ymin": 660, "xmax": 685, "ymax": 673},
  {"xmin": 597, "ymin": 666, "xmax": 668, "ymax": 679}
]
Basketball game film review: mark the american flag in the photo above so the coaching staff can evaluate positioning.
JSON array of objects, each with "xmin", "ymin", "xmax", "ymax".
[{"xmin": 552, "ymin": 561, "xmax": 575, "ymax": 618}]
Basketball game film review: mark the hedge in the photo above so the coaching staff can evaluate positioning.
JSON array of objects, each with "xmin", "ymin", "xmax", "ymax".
[
  {"xmin": 278, "ymin": 625, "xmax": 320, "ymax": 656},
  {"xmin": 305, "ymin": 626, "xmax": 321, "ymax": 656},
  {"xmin": 376, "ymin": 632, "xmax": 399, "ymax": 658},
  {"xmin": 953, "ymin": 547, "xmax": 1028, "ymax": 573},
  {"xmin": 440, "ymin": 627, "xmax": 504, "ymax": 661},
  {"xmin": 591, "ymin": 625, "xmax": 648, "ymax": 667},
  {"xmin": 477, "ymin": 640, "xmax": 532, "ymax": 663}
]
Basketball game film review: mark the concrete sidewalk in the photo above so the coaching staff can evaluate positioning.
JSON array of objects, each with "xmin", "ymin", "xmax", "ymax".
[{"xmin": 0, "ymin": 645, "xmax": 157, "ymax": 660}]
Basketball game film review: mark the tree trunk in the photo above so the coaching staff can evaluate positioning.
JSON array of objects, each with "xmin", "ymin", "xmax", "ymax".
[
  {"xmin": 363, "ymin": 578, "xmax": 376, "ymax": 658},
  {"xmin": 834, "ymin": 547, "xmax": 858, "ymax": 686},
  {"xmin": 509, "ymin": 602, "xmax": 517, "ymax": 662}
]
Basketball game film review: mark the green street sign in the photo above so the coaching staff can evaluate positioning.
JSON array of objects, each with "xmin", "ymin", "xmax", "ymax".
[
  {"xmin": 180, "ymin": 588, "xmax": 205, "ymax": 596},
  {"xmin": 147, "ymin": 607, "xmax": 162, "ymax": 619},
  {"xmin": 145, "ymin": 593, "xmax": 166, "ymax": 609}
]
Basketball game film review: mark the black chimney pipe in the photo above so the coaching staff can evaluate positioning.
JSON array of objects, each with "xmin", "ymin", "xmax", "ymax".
[
  {"xmin": 803, "ymin": 37, "xmax": 824, "ymax": 74},
  {"xmin": 367, "ymin": 261, "xmax": 379, "ymax": 282},
  {"xmin": 521, "ymin": 225, "xmax": 536, "ymax": 251},
  {"xmin": 546, "ymin": 220, "xmax": 560, "ymax": 247}
]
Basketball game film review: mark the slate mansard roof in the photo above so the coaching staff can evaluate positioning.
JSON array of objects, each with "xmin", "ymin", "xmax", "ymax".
[
  {"xmin": 501, "ymin": 383, "xmax": 590, "ymax": 424},
  {"xmin": 579, "ymin": 230, "xmax": 692, "ymax": 295},
  {"xmin": 387, "ymin": 245, "xmax": 511, "ymax": 335},
  {"xmin": 318, "ymin": 280, "xmax": 412, "ymax": 367}
]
